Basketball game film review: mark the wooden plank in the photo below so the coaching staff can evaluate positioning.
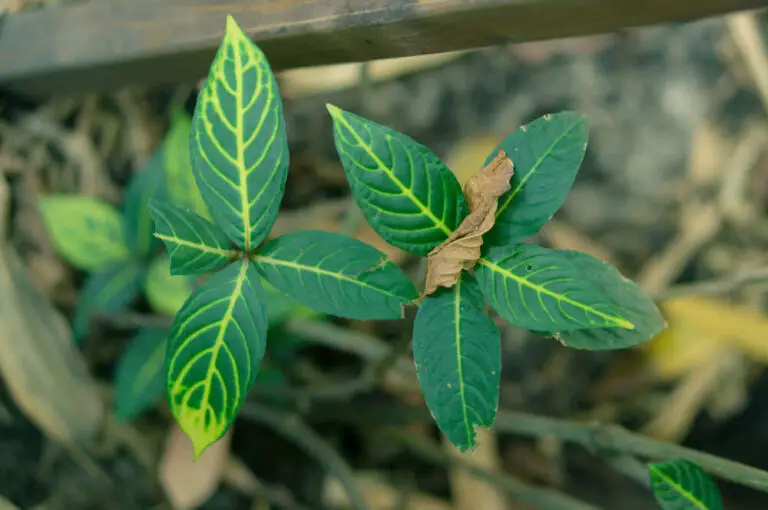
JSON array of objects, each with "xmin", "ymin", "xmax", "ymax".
[{"xmin": 0, "ymin": 0, "xmax": 765, "ymax": 96}]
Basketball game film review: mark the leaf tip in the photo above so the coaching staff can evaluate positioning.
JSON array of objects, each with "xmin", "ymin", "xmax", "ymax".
[
  {"xmin": 224, "ymin": 14, "xmax": 240, "ymax": 37},
  {"xmin": 325, "ymin": 103, "xmax": 341, "ymax": 119}
]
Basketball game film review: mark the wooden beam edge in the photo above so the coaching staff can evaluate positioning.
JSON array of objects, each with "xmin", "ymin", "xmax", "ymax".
[{"xmin": 0, "ymin": 0, "xmax": 765, "ymax": 96}]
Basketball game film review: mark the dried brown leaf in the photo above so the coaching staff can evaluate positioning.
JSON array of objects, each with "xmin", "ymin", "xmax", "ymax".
[
  {"xmin": 421, "ymin": 150, "xmax": 514, "ymax": 298},
  {"xmin": 159, "ymin": 425, "xmax": 232, "ymax": 510}
]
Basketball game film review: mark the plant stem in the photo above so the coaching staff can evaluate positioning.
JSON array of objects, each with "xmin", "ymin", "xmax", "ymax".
[
  {"xmin": 494, "ymin": 411, "xmax": 768, "ymax": 493},
  {"xmin": 306, "ymin": 400, "xmax": 768, "ymax": 494},
  {"xmin": 382, "ymin": 428, "xmax": 598, "ymax": 510}
]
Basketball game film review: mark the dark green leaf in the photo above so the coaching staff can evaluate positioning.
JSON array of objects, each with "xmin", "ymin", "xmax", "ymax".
[
  {"xmin": 164, "ymin": 107, "xmax": 210, "ymax": 219},
  {"xmin": 165, "ymin": 259, "xmax": 267, "ymax": 458},
  {"xmin": 38, "ymin": 195, "xmax": 130, "ymax": 271},
  {"xmin": 123, "ymin": 147, "xmax": 166, "ymax": 260},
  {"xmin": 149, "ymin": 200, "xmax": 236, "ymax": 275},
  {"xmin": 253, "ymin": 230, "xmax": 418, "ymax": 320},
  {"xmin": 475, "ymin": 243, "xmax": 634, "ymax": 332},
  {"xmin": 72, "ymin": 262, "xmax": 143, "ymax": 341},
  {"xmin": 327, "ymin": 104, "xmax": 468, "ymax": 256},
  {"xmin": 649, "ymin": 460, "xmax": 723, "ymax": 510},
  {"xmin": 553, "ymin": 251, "xmax": 665, "ymax": 349},
  {"xmin": 412, "ymin": 273, "xmax": 500, "ymax": 452},
  {"xmin": 486, "ymin": 112, "xmax": 588, "ymax": 245},
  {"xmin": 189, "ymin": 16, "xmax": 289, "ymax": 251},
  {"xmin": 144, "ymin": 255, "xmax": 195, "ymax": 316},
  {"xmin": 114, "ymin": 327, "xmax": 168, "ymax": 421},
  {"xmin": 261, "ymin": 277, "xmax": 317, "ymax": 326}
]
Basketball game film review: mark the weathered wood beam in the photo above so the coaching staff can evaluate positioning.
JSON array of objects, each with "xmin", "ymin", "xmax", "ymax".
[{"xmin": 0, "ymin": 0, "xmax": 764, "ymax": 96}]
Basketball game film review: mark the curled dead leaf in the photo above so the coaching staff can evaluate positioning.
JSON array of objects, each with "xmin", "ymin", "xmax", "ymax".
[{"xmin": 421, "ymin": 150, "xmax": 514, "ymax": 298}]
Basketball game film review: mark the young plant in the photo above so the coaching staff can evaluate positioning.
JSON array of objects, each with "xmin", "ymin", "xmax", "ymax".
[
  {"xmin": 150, "ymin": 15, "xmax": 665, "ymax": 459},
  {"xmin": 38, "ymin": 106, "xmax": 310, "ymax": 422}
]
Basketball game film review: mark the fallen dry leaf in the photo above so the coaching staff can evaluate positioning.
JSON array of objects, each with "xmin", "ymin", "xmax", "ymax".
[
  {"xmin": 0, "ymin": 175, "xmax": 103, "ymax": 446},
  {"xmin": 644, "ymin": 296, "xmax": 768, "ymax": 380},
  {"xmin": 159, "ymin": 425, "xmax": 232, "ymax": 510},
  {"xmin": 421, "ymin": 149, "xmax": 514, "ymax": 298}
]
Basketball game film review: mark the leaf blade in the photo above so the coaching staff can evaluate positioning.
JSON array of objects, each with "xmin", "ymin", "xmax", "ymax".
[
  {"xmin": 475, "ymin": 243, "xmax": 634, "ymax": 332},
  {"xmin": 413, "ymin": 273, "xmax": 500, "ymax": 451},
  {"xmin": 649, "ymin": 460, "xmax": 723, "ymax": 510},
  {"xmin": 114, "ymin": 327, "xmax": 168, "ymax": 421},
  {"xmin": 166, "ymin": 259, "xmax": 267, "ymax": 458},
  {"xmin": 38, "ymin": 195, "xmax": 130, "ymax": 271},
  {"xmin": 487, "ymin": 112, "xmax": 588, "ymax": 244},
  {"xmin": 123, "ymin": 147, "xmax": 167, "ymax": 259},
  {"xmin": 145, "ymin": 255, "xmax": 195, "ymax": 316},
  {"xmin": 164, "ymin": 107, "xmax": 210, "ymax": 219},
  {"xmin": 149, "ymin": 200, "xmax": 236, "ymax": 275},
  {"xmin": 553, "ymin": 251, "xmax": 665, "ymax": 349},
  {"xmin": 190, "ymin": 15, "xmax": 289, "ymax": 251},
  {"xmin": 72, "ymin": 262, "xmax": 143, "ymax": 341},
  {"xmin": 254, "ymin": 230, "xmax": 418, "ymax": 320},
  {"xmin": 327, "ymin": 104, "xmax": 469, "ymax": 255}
]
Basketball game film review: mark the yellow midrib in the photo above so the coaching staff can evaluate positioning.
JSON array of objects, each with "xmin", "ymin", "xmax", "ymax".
[
  {"xmin": 232, "ymin": 32, "xmax": 251, "ymax": 252},
  {"xmin": 252, "ymin": 254, "xmax": 404, "ymax": 300},
  {"xmin": 198, "ymin": 259, "xmax": 249, "ymax": 426},
  {"xmin": 495, "ymin": 121, "xmax": 579, "ymax": 220},
  {"xmin": 154, "ymin": 232, "xmax": 235, "ymax": 257},
  {"xmin": 477, "ymin": 257, "xmax": 634, "ymax": 329},
  {"xmin": 652, "ymin": 468, "xmax": 708, "ymax": 510},
  {"xmin": 453, "ymin": 277, "xmax": 473, "ymax": 448},
  {"xmin": 330, "ymin": 111, "xmax": 451, "ymax": 236}
]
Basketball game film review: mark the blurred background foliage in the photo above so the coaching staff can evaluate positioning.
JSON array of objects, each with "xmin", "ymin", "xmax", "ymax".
[{"xmin": 1, "ymin": 3, "xmax": 768, "ymax": 509}]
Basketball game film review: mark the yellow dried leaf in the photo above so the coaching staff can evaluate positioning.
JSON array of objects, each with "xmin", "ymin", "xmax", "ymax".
[
  {"xmin": 421, "ymin": 150, "xmax": 514, "ymax": 298},
  {"xmin": 644, "ymin": 296, "xmax": 768, "ymax": 380}
]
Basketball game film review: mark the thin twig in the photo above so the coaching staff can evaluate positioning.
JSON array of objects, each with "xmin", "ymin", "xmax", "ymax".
[
  {"xmin": 305, "ymin": 401, "xmax": 768, "ymax": 494},
  {"xmin": 659, "ymin": 265, "xmax": 768, "ymax": 299},
  {"xmin": 382, "ymin": 428, "xmax": 598, "ymax": 510},
  {"xmin": 604, "ymin": 455, "xmax": 651, "ymax": 489},
  {"xmin": 493, "ymin": 411, "xmax": 768, "ymax": 493},
  {"xmin": 239, "ymin": 402, "xmax": 369, "ymax": 510}
]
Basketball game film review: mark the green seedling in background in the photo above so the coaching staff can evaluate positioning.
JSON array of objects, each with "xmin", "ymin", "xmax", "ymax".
[
  {"xmin": 38, "ymin": 106, "xmax": 310, "ymax": 422},
  {"xmin": 146, "ymin": 15, "xmax": 666, "ymax": 460}
]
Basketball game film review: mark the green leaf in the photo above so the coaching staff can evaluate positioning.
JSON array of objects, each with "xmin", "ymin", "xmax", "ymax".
[
  {"xmin": 72, "ymin": 262, "xmax": 143, "ymax": 340},
  {"xmin": 114, "ymin": 327, "xmax": 168, "ymax": 421},
  {"xmin": 253, "ymin": 230, "xmax": 418, "ymax": 320},
  {"xmin": 38, "ymin": 195, "xmax": 130, "ymax": 271},
  {"xmin": 189, "ymin": 15, "xmax": 289, "ymax": 251},
  {"xmin": 166, "ymin": 259, "xmax": 267, "ymax": 458},
  {"xmin": 164, "ymin": 107, "xmax": 210, "ymax": 219},
  {"xmin": 412, "ymin": 273, "xmax": 500, "ymax": 452},
  {"xmin": 327, "ymin": 104, "xmax": 468, "ymax": 256},
  {"xmin": 149, "ymin": 200, "xmax": 236, "ymax": 275},
  {"xmin": 475, "ymin": 243, "xmax": 634, "ymax": 332},
  {"xmin": 552, "ymin": 251, "xmax": 665, "ymax": 350},
  {"xmin": 123, "ymin": 147, "xmax": 167, "ymax": 260},
  {"xmin": 261, "ymin": 277, "xmax": 318, "ymax": 325},
  {"xmin": 649, "ymin": 460, "xmax": 723, "ymax": 510},
  {"xmin": 486, "ymin": 112, "xmax": 588, "ymax": 245},
  {"xmin": 145, "ymin": 255, "xmax": 195, "ymax": 316}
]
